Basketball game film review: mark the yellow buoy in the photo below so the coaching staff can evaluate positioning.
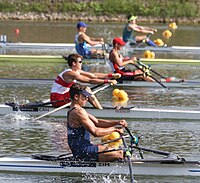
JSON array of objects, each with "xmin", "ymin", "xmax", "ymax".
[
  {"xmin": 162, "ymin": 30, "xmax": 172, "ymax": 39},
  {"xmin": 108, "ymin": 140, "xmax": 122, "ymax": 148},
  {"xmin": 117, "ymin": 90, "xmax": 128, "ymax": 100},
  {"xmin": 101, "ymin": 134, "xmax": 110, "ymax": 142},
  {"xmin": 169, "ymin": 22, "xmax": 177, "ymax": 29},
  {"xmin": 108, "ymin": 132, "xmax": 120, "ymax": 140},
  {"xmin": 112, "ymin": 89, "xmax": 120, "ymax": 97},
  {"xmin": 150, "ymin": 51, "xmax": 155, "ymax": 59},
  {"xmin": 143, "ymin": 50, "xmax": 151, "ymax": 59},
  {"xmin": 143, "ymin": 50, "xmax": 155, "ymax": 59},
  {"xmin": 154, "ymin": 38, "xmax": 164, "ymax": 46}
]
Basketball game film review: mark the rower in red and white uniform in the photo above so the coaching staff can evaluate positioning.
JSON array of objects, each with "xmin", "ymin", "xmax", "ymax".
[
  {"xmin": 50, "ymin": 54, "xmax": 121, "ymax": 108},
  {"xmin": 109, "ymin": 37, "xmax": 154, "ymax": 82}
]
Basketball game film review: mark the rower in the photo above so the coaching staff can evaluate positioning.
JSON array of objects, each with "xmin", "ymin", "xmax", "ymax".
[
  {"xmin": 67, "ymin": 83, "xmax": 127, "ymax": 162},
  {"xmin": 109, "ymin": 37, "xmax": 154, "ymax": 82},
  {"xmin": 50, "ymin": 53, "xmax": 121, "ymax": 109},
  {"xmin": 122, "ymin": 15, "xmax": 157, "ymax": 46},
  {"xmin": 75, "ymin": 22, "xmax": 106, "ymax": 58}
]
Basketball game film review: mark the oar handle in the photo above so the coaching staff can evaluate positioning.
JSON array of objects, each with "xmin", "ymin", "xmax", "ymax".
[
  {"xmin": 137, "ymin": 59, "xmax": 166, "ymax": 79},
  {"xmin": 132, "ymin": 62, "xmax": 169, "ymax": 90}
]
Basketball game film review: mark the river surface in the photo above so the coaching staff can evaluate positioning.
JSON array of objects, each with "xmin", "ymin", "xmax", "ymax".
[{"xmin": 0, "ymin": 21, "xmax": 200, "ymax": 182}]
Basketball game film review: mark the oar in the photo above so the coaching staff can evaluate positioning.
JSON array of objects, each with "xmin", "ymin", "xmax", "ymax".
[
  {"xmin": 125, "ymin": 127, "xmax": 144, "ymax": 159},
  {"xmin": 121, "ymin": 133, "xmax": 134, "ymax": 183},
  {"xmin": 137, "ymin": 59, "xmax": 166, "ymax": 79},
  {"xmin": 130, "ymin": 145, "xmax": 171, "ymax": 157},
  {"xmin": 132, "ymin": 62, "xmax": 169, "ymax": 90},
  {"xmin": 34, "ymin": 83, "xmax": 111, "ymax": 121}
]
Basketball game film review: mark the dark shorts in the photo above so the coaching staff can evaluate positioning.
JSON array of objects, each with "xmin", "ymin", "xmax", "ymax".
[{"xmin": 70, "ymin": 144, "xmax": 99, "ymax": 161}]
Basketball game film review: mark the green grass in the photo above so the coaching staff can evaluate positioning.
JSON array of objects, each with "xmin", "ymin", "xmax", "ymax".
[{"xmin": 0, "ymin": 0, "xmax": 199, "ymax": 18}]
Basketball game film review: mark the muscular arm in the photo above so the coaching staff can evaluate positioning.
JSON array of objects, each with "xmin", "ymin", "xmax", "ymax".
[
  {"xmin": 129, "ymin": 24, "xmax": 154, "ymax": 34},
  {"xmin": 76, "ymin": 108, "xmax": 119, "ymax": 137},
  {"xmin": 81, "ymin": 33, "xmax": 103, "ymax": 46},
  {"xmin": 110, "ymin": 51, "xmax": 134, "ymax": 67}
]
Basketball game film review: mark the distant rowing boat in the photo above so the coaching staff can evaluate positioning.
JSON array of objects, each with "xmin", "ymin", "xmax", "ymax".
[
  {"xmin": 126, "ymin": 45, "xmax": 200, "ymax": 52},
  {"xmin": 1, "ymin": 42, "xmax": 200, "ymax": 53},
  {"xmin": 0, "ymin": 54, "xmax": 200, "ymax": 65},
  {"xmin": 0, "ymin": 42, "xmax": 104, "ymax": 50},
  {"xmin": 0, "ymin": 155, "xmax": 199, "ymax": 176},
  {"xmin": 2, "ymin": 102, "xmax": 200, "ymax": 120},
  {"xmin": 1, "ymin": 78, "xmax": 200, "ymax": 88}
]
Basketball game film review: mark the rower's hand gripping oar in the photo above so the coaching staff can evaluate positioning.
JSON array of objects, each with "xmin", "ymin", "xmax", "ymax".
[
  {"xmin": 137, "ymin": 59, "xmax": 166, "ymax": 79},
  {"xmin": 132, "ymin": 61, "xmax": 169, "ymax": 90},
  {"xmin": 120, "ymin": 132, "xmax": 134, "ymax": 183},
  {"xmin": 34, "ymin": 83, "xmax": 111, "ymax": 121}
]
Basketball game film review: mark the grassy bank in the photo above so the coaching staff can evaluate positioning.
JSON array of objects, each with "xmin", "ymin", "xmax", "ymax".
[{"xmin": 0, "ymin": 0, "xmax": 199, "ymax": 23}]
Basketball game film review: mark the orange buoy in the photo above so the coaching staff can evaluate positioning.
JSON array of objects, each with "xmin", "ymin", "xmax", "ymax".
[{"xmin": 162, "ymin": 30, "xmax": 172, "ymax": 39}]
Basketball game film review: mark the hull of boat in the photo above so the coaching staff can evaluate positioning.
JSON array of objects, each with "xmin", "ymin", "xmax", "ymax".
[
  {"xmin": 1, "ymin": 104, "xmax": 200, "ymax": 120},
  {"xmin": 127, "ymin": 46, "xmax": 200, "ymax": 52},
  {"xmin": 0, "ymin": 42, "xmax": 104, "ymax": 49},
  {"xmin": 1, "ymin": 78, "xmax": 200, "ymax": 88},
  {"xmin": 0, "ymin": 157, "xmax": 199, "ymax": 176},
  {"xmin": 0, "ymin": 54, "xmax": 200, "ymax": 65}
]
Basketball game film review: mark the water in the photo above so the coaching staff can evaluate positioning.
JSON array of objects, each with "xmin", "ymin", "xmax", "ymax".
[{"xmin": 0, "ymin": 21, "xmax": 200, "ymax": 182}]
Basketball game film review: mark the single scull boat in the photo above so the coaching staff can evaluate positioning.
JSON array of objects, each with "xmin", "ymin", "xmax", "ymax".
[
  {"xmin": 1, "ymin": 102, "xmax": 200, "ymax": 120},
  {"xmin": 1, "ymin": 78, "xmax": 200, "ymax": 88},
  {"xmin": 0, "ymin": 155, "xmax": 199, "ymax": 176}
]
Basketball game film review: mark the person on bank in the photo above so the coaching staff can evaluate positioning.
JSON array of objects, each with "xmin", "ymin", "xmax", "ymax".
[
  {"xmin": 75, "ymin": 21, "xmax": 106, "ymax": 58},
  {"xmin": 67, "ymin": 83, "xmax": 127, "ymax": 162},
  {"xmin": 123, "ymin": 15, "xmax": 157, "ymax": 46},
  {"xmin": 50, "ymin": 54, "xmax": 121, "ymax": 109},
  {"xmin": 109, "ymin": 37, "xmax": 154, "ymax": 82}
]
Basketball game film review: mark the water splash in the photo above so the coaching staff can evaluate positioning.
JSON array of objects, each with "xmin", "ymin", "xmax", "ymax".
[
  {"xmin": 4, "ymin": 111, "xmax": 32, "ymax": 122},
  {"xmin": 82, "ymin": 173, "xmax": 129, "ymax": 183}
]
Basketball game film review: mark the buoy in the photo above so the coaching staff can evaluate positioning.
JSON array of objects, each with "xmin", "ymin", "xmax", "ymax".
[
  {"xmin": 116, "ymin": 90, "xmax": 128, "ymax": 100},
  {"xmin": 154, "ymin": 38, "xmax": 164, "ymax": 46},
  {"xmin": 169, "ymin": 22, "xmax": 177, "ymax": 29},
  {"xmin": 108, "ymin": 132, "xmax": 120, "ymax": 140},
  {"xmin": 162, "ymin": 30, "xmax": 172, "ymax": 39},
  {"xmin": 15, "ymin": 28, "xmax": 20, "ymax": 36},
  {"xmin": 143, "ymin": 50, "xmax": 155, "ymax": 59},
  {"xmin": 112, "ymin": 89, "xmax": 120, "ymax": 97},
  {"xmin": 150, "ymin": 51, "xmax": 155, "ymax": 59},
  {"xmin": 108, "ymin": 140, "xmax": 122, "ymax": 148}
]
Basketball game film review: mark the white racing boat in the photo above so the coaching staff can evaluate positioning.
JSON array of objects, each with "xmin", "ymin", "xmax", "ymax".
[
  {"xmin": 1, "ymin": 102, "xmax": 200, "ymax": 120},
  {"xmin": 0, "ymin": 54, "xmax": 200, "ymax": 65},
  {"xmin": 0, "ymin": 42, "xmax": 104, "ymax": 50},
  {"xmin": 0, "ymin": 155, "xmax": 199, "ymax": 176},
  {"xmin": 126, "ymin": 45, "xmax": 200, "ymax": 52},
  {"xmin": 1, "ymin": 78, "xmax": 200, "ymax": 88},
  {"xmin": 1, "ymin": 42, "xmax": 200, "ymax": 53}
]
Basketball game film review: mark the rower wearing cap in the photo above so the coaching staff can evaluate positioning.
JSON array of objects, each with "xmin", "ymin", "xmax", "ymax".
[
  {"xmin": 109, "ymin": 37, "xmax": 154, "ymax": 82},
  {"xmin": 75, "ymin": 21, "xmax": 105, "ymax": 58},
  {"xmin": 67, "ymin": 83, "xmax": 127, "ymax": 162},
  {"xmin": 123, "ymin": 15, "xmax": 157, "ymax": 46},
  {"xmin": 50, "ymin": 53, "xmax": 121, "ymax": 109}
]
